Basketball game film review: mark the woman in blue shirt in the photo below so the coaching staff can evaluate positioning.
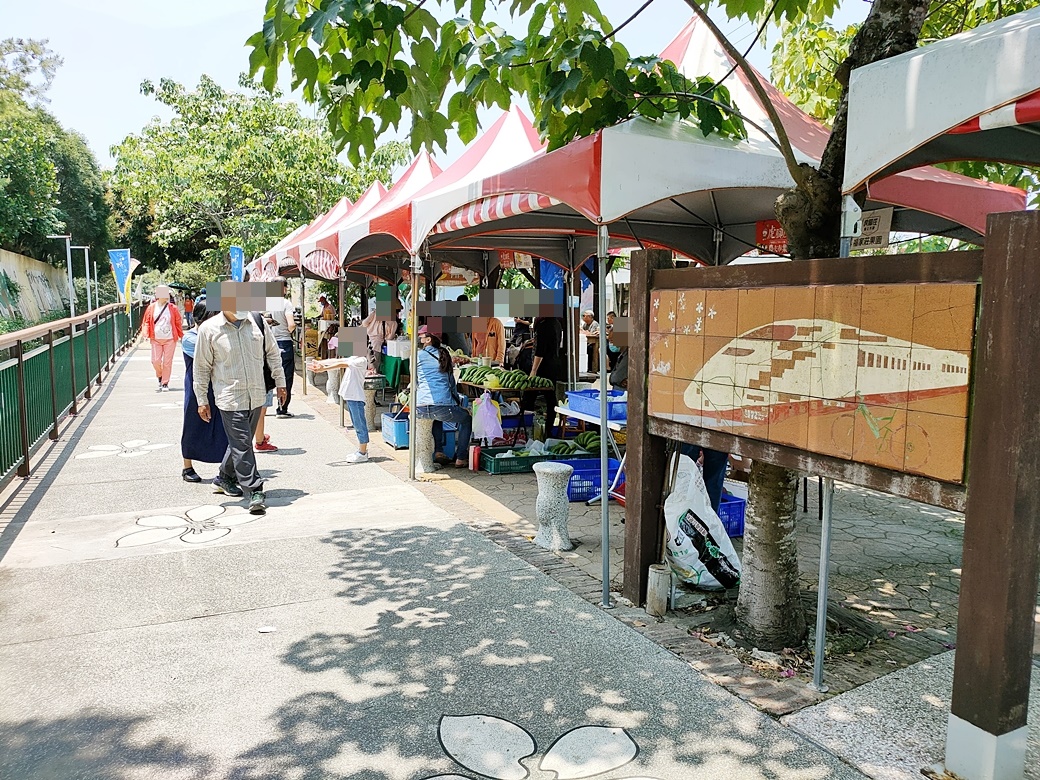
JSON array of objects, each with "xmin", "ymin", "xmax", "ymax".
[{"xmin": 415, "ymin": 325, "xmax": 472, "ymax": 467}]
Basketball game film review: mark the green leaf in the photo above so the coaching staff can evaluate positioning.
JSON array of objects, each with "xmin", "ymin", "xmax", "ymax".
[{"xmin": 293, "ymin": 47, "xmax": 318, "ymax": 84}]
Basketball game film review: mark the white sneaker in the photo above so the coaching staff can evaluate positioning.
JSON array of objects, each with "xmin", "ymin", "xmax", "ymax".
[{"xmin": 345, "ymin": 451, "xmax": 369, "ymax": 464}]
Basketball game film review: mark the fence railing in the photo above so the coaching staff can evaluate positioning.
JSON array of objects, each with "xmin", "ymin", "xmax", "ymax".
[{"xmin": 0, "ymin": 303, "xmax": 144, "ymax": 487}]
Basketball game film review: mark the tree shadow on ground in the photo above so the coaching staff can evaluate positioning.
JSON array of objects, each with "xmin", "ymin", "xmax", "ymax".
[
  {"xmin": 227, "ymin": 525, "xmax": 863, "ymax": 780},
  {"xmin": 0, "ymin": 712, "xmax": 213, "ymax": 780}
]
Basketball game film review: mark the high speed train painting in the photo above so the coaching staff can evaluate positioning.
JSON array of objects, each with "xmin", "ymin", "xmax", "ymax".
[{"xmin": 675, "ymin": 318, "xmax": 971, "ymax": 427}]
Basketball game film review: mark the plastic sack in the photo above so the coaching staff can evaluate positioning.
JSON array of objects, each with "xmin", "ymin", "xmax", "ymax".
[
  {"xmin": 523, "ymin": 440, "xmax": 546, "ymax": 455},
  {"xmin": 472, "ymin": 391, "xmax": 504, "ymax": 442},
  {"xmin": 499, "ymin": 400, "xmax": 521, "ymax": 416},
  {"xmin": 663, "ymin": 454, "xmax": 742, "ymax": 590}
]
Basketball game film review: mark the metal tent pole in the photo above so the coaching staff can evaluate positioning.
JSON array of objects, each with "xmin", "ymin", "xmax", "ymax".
[
  {"xmin": 408, "ymin": 253, "xmax": 421, "ymax": 480},
  {"xmin": 299, "ymin": 269, "xmax": 307, "ymax": 396},
  {"xmin": 810, "ymin": 476, "xmax": 834, "ymax": 692},
  {"xmin": 597, "ymin": 225, "xmax": 613, "ymax": 608}
]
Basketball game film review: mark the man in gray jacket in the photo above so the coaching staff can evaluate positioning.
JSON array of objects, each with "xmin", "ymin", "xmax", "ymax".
[{"xmin": 194, "ymin": 287, "xmax": 286, "ymax": 515}]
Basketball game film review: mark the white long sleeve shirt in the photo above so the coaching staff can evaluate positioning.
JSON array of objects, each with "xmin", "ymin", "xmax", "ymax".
[{"xmin": 193, "ymin": 313, "xmax": 286, "ymax": 412}]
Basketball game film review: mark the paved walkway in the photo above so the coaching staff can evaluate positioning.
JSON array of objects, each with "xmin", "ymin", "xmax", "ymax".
[{"xmin": 0, "ymin": 342, "xmax": 869, "ymax": 780}]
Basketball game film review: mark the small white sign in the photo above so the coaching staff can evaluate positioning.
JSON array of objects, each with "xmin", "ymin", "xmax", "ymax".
[{"xmin": 850, "ymin": 207, "xmax": 893, "ymax": 251}]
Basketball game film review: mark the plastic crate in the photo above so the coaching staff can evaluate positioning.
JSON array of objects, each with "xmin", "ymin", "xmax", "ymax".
[
  {"xmin": 718, "ymin": 494, "xmax": 746, "ymax": 537},
  {"xmin": 381, "ymin": 413, "xmax": 409, "ymax": 449},
  {"xmin": 554, "ymin": 457, "xmax": 624, "ymax": 502},
  {"xmin": 480, "ymin": 446, "xmax": 554, "ymax": 475},
  {"xmin": 564, "ymin": 389, "xmax": 627, "ymax": 421},
  {"xmin": 502, "ymin": 412, "xmax": 534, "ymax": 430}
]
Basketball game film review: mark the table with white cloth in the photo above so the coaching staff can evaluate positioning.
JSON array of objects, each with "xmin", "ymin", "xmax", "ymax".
[{"xmin": 555, "ymin": 405, "xmax": 626, "ymax": 504}]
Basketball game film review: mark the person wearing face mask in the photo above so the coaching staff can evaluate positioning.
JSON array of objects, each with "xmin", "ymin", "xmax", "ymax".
[
  {"xmin": 143, "ymin": 285, "xmax": 183, "ymax": 391},
  {"xmin": 193, "ymin": 294, "xmax": 286, "ymax": 515}
]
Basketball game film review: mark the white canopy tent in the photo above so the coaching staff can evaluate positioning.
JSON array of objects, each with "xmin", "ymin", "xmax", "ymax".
[{"xmin": 843, "ymin": 6, "xmax": 1040, "ymax": 193}]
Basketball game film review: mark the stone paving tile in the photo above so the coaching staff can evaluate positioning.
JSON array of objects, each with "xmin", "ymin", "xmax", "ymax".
[{"xmin": 302, "ymin": 391, "xmax": 1040, "ymax": 717}]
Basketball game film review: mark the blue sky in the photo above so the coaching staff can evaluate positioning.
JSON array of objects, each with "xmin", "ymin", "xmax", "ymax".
[{"xmin": 4, "ymin": 0, "xmax": 866, "ymax": 168}]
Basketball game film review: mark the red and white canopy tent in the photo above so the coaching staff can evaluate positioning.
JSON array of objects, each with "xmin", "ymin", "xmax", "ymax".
[
  {"xmin": 422, "ymin": 16, "xmax": 1025, "ymax": 276},
  {"xmin": 843, "ymin": 6, "xmax": 1040, "ymax": 193},
  {"xmin": 245, "ymin": 223, "xmax": 308, "ymax": 282}
]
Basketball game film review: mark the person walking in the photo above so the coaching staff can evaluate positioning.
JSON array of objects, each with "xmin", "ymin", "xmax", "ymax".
[
  {"xmin": 263, "ymin": 277, "xmax": 297, "ymax": 418},
  {"xmin": 183, "ymin": 295, "xmax": 195, "ymax": 328},
  {"xmin": 179, "ymin": 298, "xmax": 228, "ymax": 483},
  {"xmin": 308, "ymin": 354, "xmax": 371, "ymax": 463},
  {"xmin": 193, "ymin": 300, "xmax": 286, "ymax": 515},
  {"xmin": 143, "ymin": 285, "xmax": 183, "ymax": 391},
  {"xmin": 415, "ymin": 326, "xmax": 472, "ymax": 468}
]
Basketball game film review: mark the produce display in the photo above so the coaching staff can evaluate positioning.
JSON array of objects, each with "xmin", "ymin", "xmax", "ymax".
[
  {"xmin": 458, "ymin": 366, "xmax": 554, "ymax": 390},
  {"xmin": 548, "ymin": 431, "xmax": 601, "ymax": 456}
]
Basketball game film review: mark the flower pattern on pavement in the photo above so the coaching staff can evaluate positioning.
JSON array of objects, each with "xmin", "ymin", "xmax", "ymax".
[
  {"xmin": 76, "ymin": 439, "xmax": 172, "ymax": 459},
  {"xmin": 424, "ymin": 714, "xmax": 659, "ymax": 780},
  {"xmin": 116, "ymin": 505, "xmax": 256, "ymax": 548}
]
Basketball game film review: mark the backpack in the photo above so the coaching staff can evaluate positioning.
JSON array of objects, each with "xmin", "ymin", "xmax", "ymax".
[{"xmin": 251, "ymin": 314, "xmax": 277, "ymax": 392}]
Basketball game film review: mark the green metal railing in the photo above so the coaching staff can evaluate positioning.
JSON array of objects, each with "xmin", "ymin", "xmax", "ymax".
[{"xmin": 0, "ymin": 303, "xmax": 143, "ymax": 486}]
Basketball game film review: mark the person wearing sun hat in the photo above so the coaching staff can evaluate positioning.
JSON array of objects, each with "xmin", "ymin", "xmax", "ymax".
[{"xmin": 143, "ymin": 284, "xmax": 183, "ymax": 391}]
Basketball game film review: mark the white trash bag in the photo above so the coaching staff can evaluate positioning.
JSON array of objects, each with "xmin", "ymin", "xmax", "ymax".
[
  {"xmin": 663, "ymin": 454, "xmax": 742, "ymax": 590},
  {"xmin": 472, "ymin": 391, "xmax": 504, "ymax": 442}
]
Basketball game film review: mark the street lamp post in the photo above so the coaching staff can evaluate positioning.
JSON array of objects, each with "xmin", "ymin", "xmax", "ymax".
[
  {"xmin": 47, "ymin": 235, "xmax": 75, "ymax": 318},
  {"xmin": 72, "ymin": 246, "xmax": 91, "ymax": 312}
]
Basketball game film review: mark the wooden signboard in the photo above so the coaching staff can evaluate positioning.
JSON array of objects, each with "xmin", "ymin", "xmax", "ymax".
[{"xmin": 646, "ymin": 282, "xmax": 976, "ymax": 484}]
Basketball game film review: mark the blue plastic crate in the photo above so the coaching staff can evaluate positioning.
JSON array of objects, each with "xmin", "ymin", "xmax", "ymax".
[
  {"xmin": 565, "ymin": 389, "xmax": 627, "ymax": 421},
  {"xmin": 554, "ymin": 457, "xmax": 625, "ymax": 502},
  {"xmin": 718, "ymin": 494, "xmax": 746, "ymax": 537},
  {"xmin": 381, "ymin": 413, "xmax": 409, "ymax": 449}
]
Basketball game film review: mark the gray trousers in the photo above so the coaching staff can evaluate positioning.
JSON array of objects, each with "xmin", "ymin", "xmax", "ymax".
[{"xmin": 218, "ymin": 408, "xmax": 263, "ymax": 493}]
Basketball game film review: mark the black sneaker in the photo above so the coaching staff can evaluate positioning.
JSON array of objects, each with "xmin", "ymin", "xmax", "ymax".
[
  {"xmin": 276, "ymin": 410, "xmax": 293, "ymax": 418},
  {"xmin": 181, "ymin": 467, "xmax": 202, "ymax": 483},
  {"xmin": 249, "ymin": 491, "xmax": 267, "ymax": 514},
  {"xmin": 212, "ymin": 477, "xmax": 243, "ymax": 497}
]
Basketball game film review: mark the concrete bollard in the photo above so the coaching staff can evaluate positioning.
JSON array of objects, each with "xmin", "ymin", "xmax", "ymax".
[
  {"xmin": 646, "ymin": 563, "xmax": 672, "ymax": 617},
  {"xmin": 532, "ymin": 461, "xmax": 576, "ymax": 551},
  {"xmin": 364, "ymin": 386, "xmax": 379, "ymax": 431},
  {"xmin": 414, "ymin": 417, "xmax": 437, "ymax": 475}
]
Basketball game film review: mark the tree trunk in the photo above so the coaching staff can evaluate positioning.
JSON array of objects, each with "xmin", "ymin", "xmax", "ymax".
[
  {"xmin": 735, "ymin": 0, "xmax": 929, "ymax": 648},
  {"xmin": 736, "ymin": 462, "xmax": 805, "ymax": 649}
]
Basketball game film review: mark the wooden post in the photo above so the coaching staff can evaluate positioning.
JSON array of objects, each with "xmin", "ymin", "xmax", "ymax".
[
  {"xmin": 623, "ymin": 248, "xmax": 671, "ymax": 605},
  {"xmin": 946, "ymin": 210, "xmax": 1040, "ymax": 780}
]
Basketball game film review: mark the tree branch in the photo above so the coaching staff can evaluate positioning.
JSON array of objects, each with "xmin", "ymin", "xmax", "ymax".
[{"xmin": 678, "ymin": 0, "xmax": 806, "ymax": 188}]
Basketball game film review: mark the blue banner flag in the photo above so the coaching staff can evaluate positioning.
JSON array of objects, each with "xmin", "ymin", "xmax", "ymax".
[
  {"xmin": 108, "ymin": 249, "xmax": 132, "ymax": 303},
  {"xmin": 230, "ymin": 246, "xmax": 245, "ymax": 282}
]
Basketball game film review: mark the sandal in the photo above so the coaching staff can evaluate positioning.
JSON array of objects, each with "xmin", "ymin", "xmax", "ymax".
[{"xmin": 433, "ymin": 453, "xmax": 452, "ymax": 465}]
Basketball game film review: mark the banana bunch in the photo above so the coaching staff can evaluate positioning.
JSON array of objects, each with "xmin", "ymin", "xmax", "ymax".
[
  {"xmin": 575, "ymin": 431, "xmax": 602, "ymax": 453},
  {"xmin": 459, "ymin": 365, "xmax": 499, "ymax": 384},
  {"xmin": 548, "ymin": 441, "xmax": 580, "ymax": 456},
  {"xmin": 527, "ymin": 375, "xmax": 554, "ymax": 389},
  {"xmin": 497, "ymin": 369, "xmax": 531, "ymax": 389}
]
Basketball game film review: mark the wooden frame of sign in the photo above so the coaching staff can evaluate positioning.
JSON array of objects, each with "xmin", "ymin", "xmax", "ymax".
[{"xmin": 626, "ymin": 214, "xmax": 1040, "ymax": 769}]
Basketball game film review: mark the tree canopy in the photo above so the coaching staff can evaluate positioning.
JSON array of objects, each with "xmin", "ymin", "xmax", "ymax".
[
  {"xmin": 0, "ymin": 38, "xmax": 109, "ymax": 265},
  {"xmin": 107, "ymin": 74, "xmax": 409, "ymax": 271}
]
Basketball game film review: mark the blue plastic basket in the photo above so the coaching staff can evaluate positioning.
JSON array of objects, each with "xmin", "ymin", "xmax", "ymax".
[
  {"xmin": 564, "ymin": 389, "xmax": 627, "ymax": 421},
  {"xmin": 718, "ymin": 494, "xmax": 746, "ymax": 537},
  {"xmin": 555, "ymin": 457, "xmax": 625, "ymax": 502},
  {"xmin": 381, "ymin": 413, "xmax": 409, "ymax": 449}
]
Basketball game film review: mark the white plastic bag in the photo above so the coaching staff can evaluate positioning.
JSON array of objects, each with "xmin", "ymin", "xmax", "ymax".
[
  {"xmin": 663, "ymin": 454, "xmax": 742, "ymax": 590},
  {"xmin": 472, "ymin": 391, "xmax": 504, "ymax": 442},
  {"xmin": 499, "ymin": 400, "xmax": 521, "ymax": 416}
]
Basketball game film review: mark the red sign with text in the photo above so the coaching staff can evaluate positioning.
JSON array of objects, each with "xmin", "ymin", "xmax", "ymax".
[{"xmin": 756, "ymin": 220, "xmax": 788, "ymax": 255}]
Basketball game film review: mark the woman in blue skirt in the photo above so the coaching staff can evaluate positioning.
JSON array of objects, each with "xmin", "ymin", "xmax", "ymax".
[{"xmin": 180, "ymin": 299, "xmax": 229, "ymax": 482}]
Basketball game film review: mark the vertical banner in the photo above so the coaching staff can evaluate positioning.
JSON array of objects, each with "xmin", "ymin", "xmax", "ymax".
[
  {"xmin": 107, "ymin": 249, "xmax": 133, "ymax": 311},
  {"xmin": 229, "ymin": 246, "xmax": 245, "ymax": 282}
]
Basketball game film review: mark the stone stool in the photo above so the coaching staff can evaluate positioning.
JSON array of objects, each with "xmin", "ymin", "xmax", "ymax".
[
  {"xmin": 307, "ymin": 367, "xmax": 328, "ymax": 392},
  {"xmin": 414, "ymin": 417, "xmax": 437, "ymax": 475},
  {"xmin": 363, "ymin": 377, "xmax": 382, "ymax": 431},
  {"xmin": 325, "ymin": 367, "xmax": 343, "ymax": 405},
  {"xmin": 532, "ymin": 461, "xmax": 575, "ymax": 551}
]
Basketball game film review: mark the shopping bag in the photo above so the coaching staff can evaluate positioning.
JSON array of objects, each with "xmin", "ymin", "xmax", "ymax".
[
  {"xmin": 472, "ymin": 391, "xmax": 504, "ymax": 442},
  {"xmin": 663, "ymin": 454, "xmax": 742, "ymax": 590}
]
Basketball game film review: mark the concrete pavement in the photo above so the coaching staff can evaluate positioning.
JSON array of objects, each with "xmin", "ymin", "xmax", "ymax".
[{"xmin": 0, "ymin": 341, "xmax": 868, "ymax": 780}]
